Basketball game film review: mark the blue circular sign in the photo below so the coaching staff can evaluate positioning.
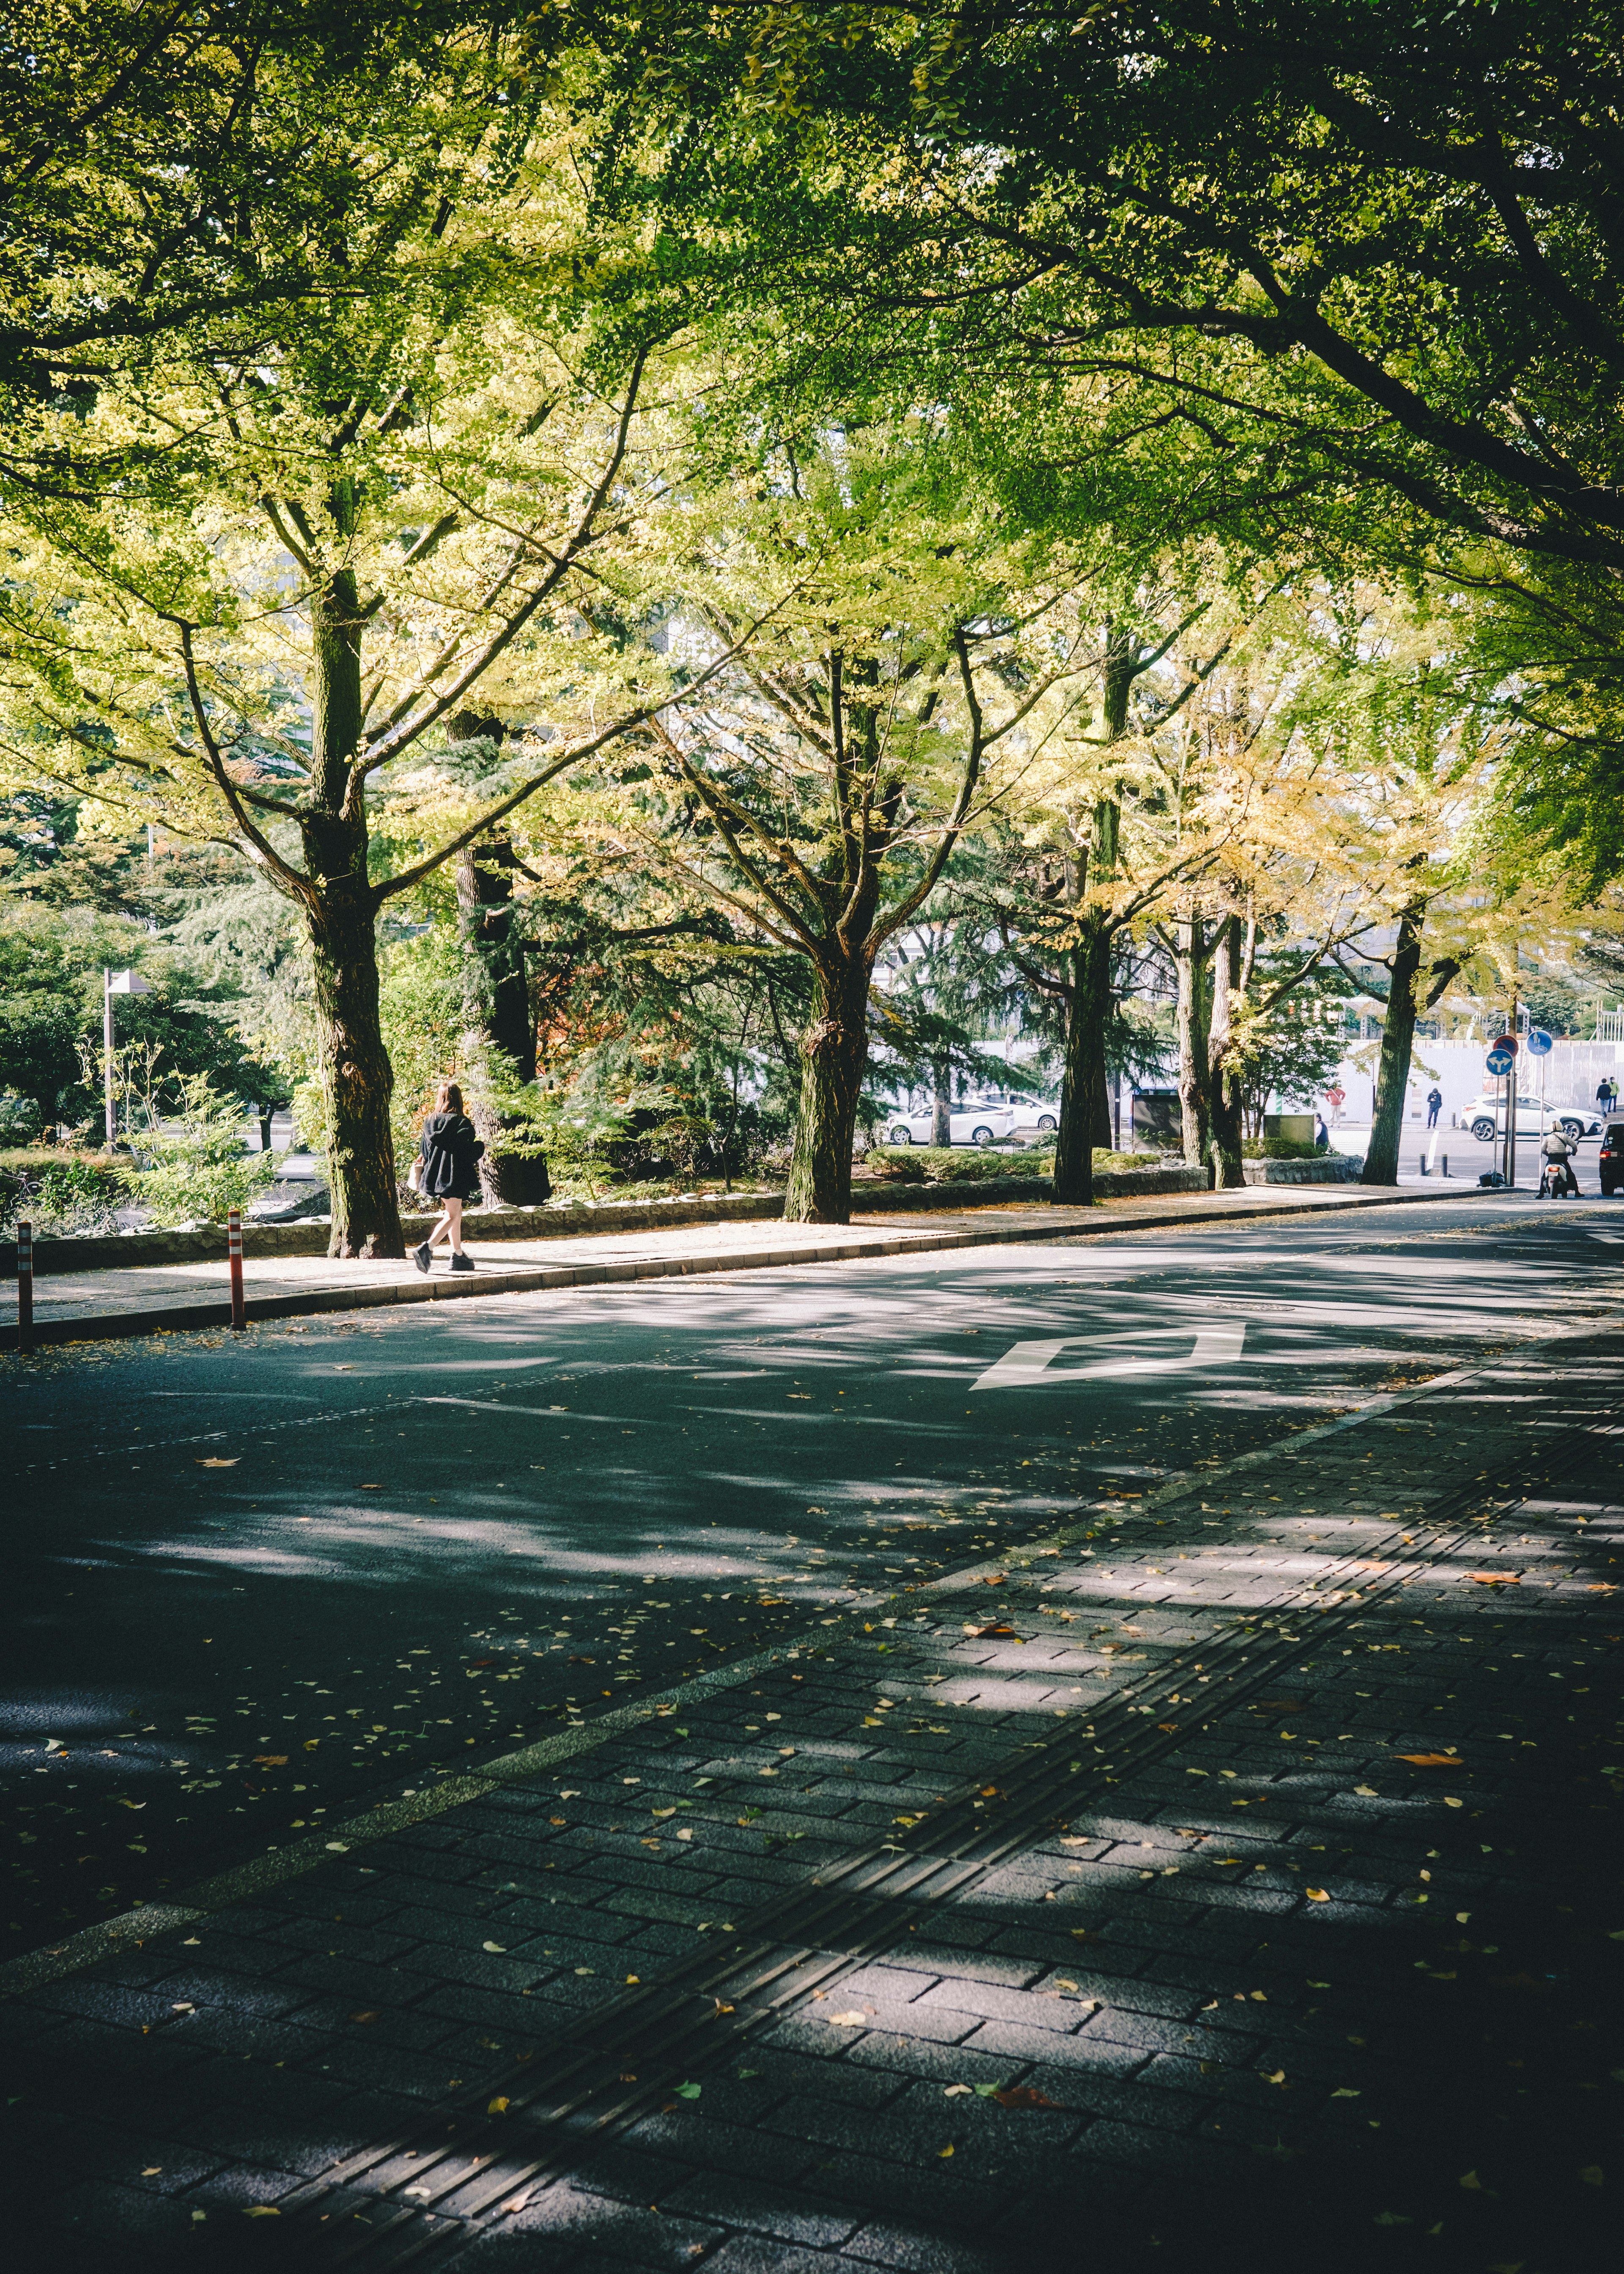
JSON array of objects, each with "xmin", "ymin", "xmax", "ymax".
[
  {"xmin": 1486, "ymin": 1046, "xmax": 1515, "ymax": 1076},
  {"xmin": 1526, "ymin": 1027, "xmax": 1553, "ymax": 1055}
]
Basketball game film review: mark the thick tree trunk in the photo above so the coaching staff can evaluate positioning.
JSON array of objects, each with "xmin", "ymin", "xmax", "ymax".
[
  {"xmin": 1363, "ymin": 905, "xmax": 1424, "ymax": 1185},
  {"xmin": 931, "ymin": 1055, "xmax": 952, "ymax": 1148},
  {"xmin": 784, "ymin": 954, "xmax": 871, "ymax": 1223},
  {"xmin": 1205, "ymin": 916, "xmax": 1246, "ymax": 1189},
  {"xmin": 303, "ymin": 871, "xmax": 403, "ymax": 1258},
  {"xmin": 1053, "ymin": 917, "xmax": 1111, "ymax": 1205},
  {"xmin": 456, "ymin": 832, "xmax": 551, "ymax": 1207},
  {"xmin": 298, "ymin": 567, "xmax": 403, "ymax": 1259},
  {"xmin": 1175, "ymin": 912, "xmax": 1212, "ymax": 1175}
]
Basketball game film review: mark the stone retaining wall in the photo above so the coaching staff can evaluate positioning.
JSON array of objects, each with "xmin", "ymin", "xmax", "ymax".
[
  {"xmin": 1241, "ymin": 1153, "xmax": 1364, "ymax": 1184},
  {"xmin": 0, "ymin": 1163, "xmax": 1211, "ymax": 1276}
]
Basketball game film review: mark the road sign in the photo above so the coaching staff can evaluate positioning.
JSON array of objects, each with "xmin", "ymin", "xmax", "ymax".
[
  {"xmin": 1485, "ymin": 1046, "xmax": 1515, "ymax": 1077},
  {"xmin": 1491, "ymin": 1032, "xmax": 1518, "ymax": 1055},
  {"xmin": 1527, "ymin": 1027, "xmax": 1553, "ymax": 1055}
]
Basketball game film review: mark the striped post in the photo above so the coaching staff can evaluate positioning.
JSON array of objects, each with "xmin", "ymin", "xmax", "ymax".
[
  {"xmin": 228, "ymin": 1207, "xmax": 245, "ymax": 1332},
  {"xmin": 16, "ymin": 1217, "xmax": 33, "ymax": 1354}
]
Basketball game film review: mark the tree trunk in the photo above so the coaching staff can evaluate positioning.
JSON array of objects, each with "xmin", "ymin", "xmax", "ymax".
[
  {"xmin": 297, "ymin": 569, "xmax": 404, "ymax": 1259},
  {"xmin": 931, "ymin": 1054, "xmax": 952, "ymax": 1147},
  {"xmin": 1053, "ymin": 916, "xmax": 1111, "ymax": 1205},
  {"xmin": 456, "ymin": 832, "xmax": 551, "ymax": 1206},
  {"xmin": 784, "ymin": 953, "xmax": 871, "ymax": 1223},
  {"xmin": 303, "ymin": 867, "xmax": 403, "ymax": 1258},
  {"xmin": 1363, "ymin": 904, "xmax": 1424, "ymax": 1185},
  {"xmin": 1175, "ymin": 912, "xmax": 1212, "ymax": 1175},
  {"xmin": 1205, "ymin": 915, "xmax": 1246, "ymax": 1188}
]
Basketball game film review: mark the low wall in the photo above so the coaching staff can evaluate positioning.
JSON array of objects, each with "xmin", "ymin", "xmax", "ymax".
[
  {"xmin": 1241, "ymin": 1154, "xmax": 1364, "ymax": 1185},
  {"xmin": 0, "ymin": 1164, "xmax": 1214, "ymax": 1277}
]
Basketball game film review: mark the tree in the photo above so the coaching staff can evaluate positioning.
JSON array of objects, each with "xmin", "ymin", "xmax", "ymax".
[
  {"xmin": 616, "ymin": 430, "xmax": 1095, "ymax": 1219},
  {"xmin": 1, "ymin": 3, "xmax": 510, "ymax": 412},
  {"xmin": 0, "ymin": 82, "xmax": 759, "ymax": 1254},
  {"xmin": 604, "ymin": 2, "xmax": 1624, "ymax": 880}
]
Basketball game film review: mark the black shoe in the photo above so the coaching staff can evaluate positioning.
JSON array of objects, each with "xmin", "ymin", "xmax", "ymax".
[
  {"xmin": 412, "ymin": 1242, "xmax": 432, "ymax": 1273},
  {"xmin": 449, "ymin": 1252, "xmax": 475, "ymax": 1273}
]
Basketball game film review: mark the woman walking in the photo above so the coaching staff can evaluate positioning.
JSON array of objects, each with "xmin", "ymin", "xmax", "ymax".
[{"xmin": 412, "ymin": 1082, "xmax": 485, "ymax": 1273}]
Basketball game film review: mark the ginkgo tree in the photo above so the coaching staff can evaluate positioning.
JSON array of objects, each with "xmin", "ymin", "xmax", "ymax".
[
  {"xmin": 0, "ymin": 118, "xmax": 742, "ymax": 1256},
  {"xmin": 600, "ymin": 429, "xmax": 1103, "ymax": 1221}
]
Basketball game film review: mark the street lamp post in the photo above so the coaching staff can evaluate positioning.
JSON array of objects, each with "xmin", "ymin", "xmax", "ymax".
[{"xmin": 103, "ymin": 968, "xmax": 154, "ymax": 1146}]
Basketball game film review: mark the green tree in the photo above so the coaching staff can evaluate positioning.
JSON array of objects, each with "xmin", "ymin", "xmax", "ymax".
[{"xmin": 621, "ymin": 429, "xmax": 1095, "ymax": 1220}]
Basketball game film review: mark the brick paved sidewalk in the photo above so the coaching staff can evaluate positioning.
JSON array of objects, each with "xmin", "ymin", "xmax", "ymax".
[
  {"xmin": 5, "ymin": 1181, "xmax": 1476, "ymax": 1351},
  {"xmin": 5, "ymin": 1327, "xmax": 1621, "ymax": 2274}
]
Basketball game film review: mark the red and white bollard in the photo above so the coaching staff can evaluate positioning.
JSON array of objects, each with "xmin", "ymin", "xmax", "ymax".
[
  {"xmin": 228, "ymin": 1207, "xmax": 245, "ymax": 1332},
  {"xmin": 16, "ymin": 1216, "xmax": 32, "ymax": 1355}
]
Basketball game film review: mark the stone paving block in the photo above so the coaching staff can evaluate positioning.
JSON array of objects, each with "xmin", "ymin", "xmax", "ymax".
[
  {"xmin": 842, "ymin": 2216, "xmax": 1011, "ymax": 2273},
  {"xmin": 661, "ymin": 2168, "xmax": 866, "ymax": 2249},
  {"xmin": 450, "ymin": 2177, "xmax": 724, "ymax": 2268}
]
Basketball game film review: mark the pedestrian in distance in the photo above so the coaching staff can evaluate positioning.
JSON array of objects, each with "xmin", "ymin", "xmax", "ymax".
[
  {"xmin": 1599, "ymin": 1075, "xmax": 1620, "ymax": 1113},
  {"xmin": 412, "ymin": 1082, "xmax": 485, "ymax": 1273},
  {"xmin": 1426, "ymin": 1085, "xmax": 1443, "ymax": 1128}
]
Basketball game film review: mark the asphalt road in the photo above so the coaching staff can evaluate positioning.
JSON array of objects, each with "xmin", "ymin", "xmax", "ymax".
[{"xmin": 7, "ymin": 1191, "xmax": 1621, "ymax": 1951}]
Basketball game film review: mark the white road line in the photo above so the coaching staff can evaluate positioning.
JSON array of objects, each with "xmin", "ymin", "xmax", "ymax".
[{"xmin": 971, "ymin": 1323, "xmax": 1247, "ymax": 1391}]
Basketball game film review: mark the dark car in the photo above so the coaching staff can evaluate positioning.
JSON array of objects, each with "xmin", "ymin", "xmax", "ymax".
[{"xmin": 1602, "ymin": 1121, "xmax": 1624, "ymax": 1197}]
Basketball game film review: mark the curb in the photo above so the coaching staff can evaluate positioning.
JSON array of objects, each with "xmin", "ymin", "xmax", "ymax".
[{"xmin": 0, "ymin": 1183, "xmax": 1486, "ymax": 1353}]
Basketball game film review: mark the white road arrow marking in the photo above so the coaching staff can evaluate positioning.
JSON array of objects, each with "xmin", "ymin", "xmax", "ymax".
[{"xmin": 971, "ymin": 1322, "xmax": 1247, "ymax": 1391}]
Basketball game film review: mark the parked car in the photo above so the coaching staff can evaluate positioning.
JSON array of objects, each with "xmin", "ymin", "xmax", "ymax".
[
  {"xmin": 1460, "ymin": 1092, "xmax": 1600, "ymax": 1142},
  {"xmin": 884, "ymin": 1097, "xmax": 1018, "ymax": 1145},
  {"xmin": 1601, "ymin": 1121, "xmax": 1624, "ymax": 1196}
]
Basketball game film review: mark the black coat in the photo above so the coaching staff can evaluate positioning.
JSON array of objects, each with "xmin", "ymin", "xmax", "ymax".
[{"xmin": 418, "ymin": 1112, "xmax": 484, "ymax": 1201}]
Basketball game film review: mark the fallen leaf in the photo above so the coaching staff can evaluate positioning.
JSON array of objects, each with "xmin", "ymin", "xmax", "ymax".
[
  {"xmin": 487, "ymin": 2096, "xmax": 509, "ymax": 2115},
  {"xmin": 993, "ymin": 2085, "xmax": 1058, "ymax": 2109},
  {"xmin": 938, "ymin": 2144, "xmax": 955, "ymax": 2158},
  {"xmin": 1354, "ymin": 1784, "xmax": 1379, "ymax": 1797},
  {"xmin": 944, "ymin": 2084, "xmax": 973, "ymax": 2098},
  {"xmin": 243, "ymin": 2206, "xmax": 281, "ymax": 2217},
  {"xmin": 252, "ymin": 1754, "xmax": 288, "ymax": 1767},
  {"xmin": 195, "ymin": 1458, "xmax": 239, "ymax": 1469},
  {"xmin": 482, "ymin": 1941, "xmax": 507, "ymax": 1953},
  {"xmin": 1306, "ymin": 1888, "xmax": 1330, "ymax": 1902},
  {"xmin": 968, "ymin": 1622, "xmax": 1020, "ymax": 1639},
  {"xmin": 1330, "ymin": 2088, "xmax": 1361, "ymax": 2099},
  {"xmin": 1372, "ymin": 2211, "xmax": 1412, "ymax": 2226},
  {"xmin": 1468, "ymin": 1573, "xmax": 1520, "ymax": 1586},
  {"xmin": 1459, "ymin": 2170, "xmax": 1484, "ymax": 2190},
  {"xmin": 828, "ymin": 2011, "xmax": 868, "ymax": 2027},
  {"xmin": 142, "ymin": 2168, "xmax": 163, "ymax": 2177},
  {"xmin": 349, "ymin": 2011, "xmax": 380, "ymax": 2024},
  {"xmin": 1579, "ymin": 2166, "xmax": 1604, "ymax": 2187},
  {"xmin": 1396, "ymin": 1753, "xmax": 1462, "ymax": 1767},
  {"xmin": 1264, "ymin": 2069, "xmax": 1286, "ymax": 2085},
  {"xmin": 672, "ymin": 2081, "xmax": 701, "ymax": 2099}
]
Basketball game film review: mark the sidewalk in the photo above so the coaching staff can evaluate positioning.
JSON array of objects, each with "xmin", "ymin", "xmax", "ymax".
[
  {"xmin": 3, "ymin": 1181, "xmax": 1482, "ymax": 1352},
  {"xmin": 6, "ymin": 1318, "xmax": 1620, "ymax": 2272}
]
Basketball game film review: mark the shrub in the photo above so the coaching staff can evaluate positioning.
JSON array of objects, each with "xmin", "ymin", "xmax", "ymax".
[
  {"xmin": 0, "ymin": 1094, "xmax": 42, "ymax": 1144},
  {"xmin": 1241, "ymin": 1135, "xmax": 1322, "ymax": 1161},
  {"xmin": 123, "ymin": 1075, "xmax": 280, "ymax": 1225},
  {"xmin": 0, "ymin": 1148, "xmax": 127, "ymax": 1236}
]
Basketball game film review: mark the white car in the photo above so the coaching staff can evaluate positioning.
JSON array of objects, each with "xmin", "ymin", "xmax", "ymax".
[
  {"xmin": 883, "ymin": 1090, "xmax": 1064, "ymax": 1145},
  {"xmin": 1461, "ymin": 1092, "xmax": 1600, "ymax": 1142},
  {"xmin": 884, "ymin": 1096, "xmax": 1019, "ymax": 1146}
]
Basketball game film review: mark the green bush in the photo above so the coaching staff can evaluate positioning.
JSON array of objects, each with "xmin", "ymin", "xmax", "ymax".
[
  {"xmin": 123, "ymin": 1075, "xmax": 280, "ymax": 1226},
  {"xmin": 866, "ymin": 1145, "xmax": 1158, "ymax": 1185},
  {"xmin": 0, "ymin": 1148, "xmax": 127, "ymax": 1236},
  {"xmin": 1241, "ymin": 1134, "xmax": 1322, "ymax": 1160}
]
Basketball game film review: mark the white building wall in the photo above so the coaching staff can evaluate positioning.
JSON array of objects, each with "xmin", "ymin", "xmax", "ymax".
[{"xmin": 1318, "ymin": 1037, "xmax": 1624, "ymax": 1129}]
